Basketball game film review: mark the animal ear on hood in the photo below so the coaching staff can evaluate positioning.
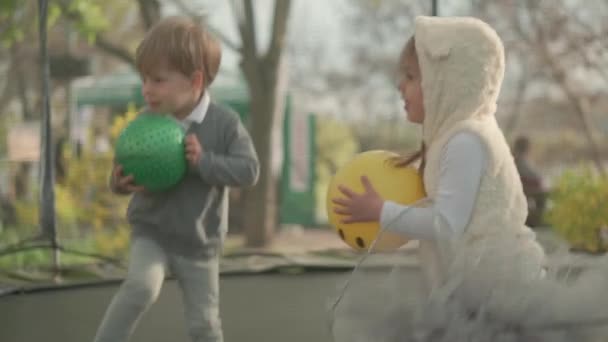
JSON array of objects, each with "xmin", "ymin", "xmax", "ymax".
[{"xmin": 415, "ymin": 20, "xmax": 452, "ymax": 61}]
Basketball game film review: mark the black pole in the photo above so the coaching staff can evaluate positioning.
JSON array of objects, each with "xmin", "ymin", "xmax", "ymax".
[
  {"xmin": 38, "ymin": 0, "xmax": 60, "ymax": 275},
  {"xmin": 432, "ymin": 0, "xmax": 438, "ymax": 16}
]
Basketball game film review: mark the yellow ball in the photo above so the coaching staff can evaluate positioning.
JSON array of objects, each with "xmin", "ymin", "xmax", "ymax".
[{"xmin": 326, "ymin": 150, "xmax": 426, "ymax": 252}]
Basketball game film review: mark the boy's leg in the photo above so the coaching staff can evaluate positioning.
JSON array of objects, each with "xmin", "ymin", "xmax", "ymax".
[
  {"xmin": 93, "ymin": 237, "xmax": 168, "ymax": 342},
  {"xmin": 171, "ymin": 255, "xmax": 223, "ymax": 342}
]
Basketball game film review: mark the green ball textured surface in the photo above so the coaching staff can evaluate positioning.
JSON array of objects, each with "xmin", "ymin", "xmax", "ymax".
[{"xmin": 115, "ymin": 113, "xmax": 187, "ymax": 192}]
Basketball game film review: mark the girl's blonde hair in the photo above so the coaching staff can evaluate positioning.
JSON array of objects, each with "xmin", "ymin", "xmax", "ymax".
[
  {"xmin": 135, "ymin": 16, "xmax": 222, "ymax": 88},
  {"xmin": 392, "ymin": 36, "xmax": 426, "ymax": 174}
]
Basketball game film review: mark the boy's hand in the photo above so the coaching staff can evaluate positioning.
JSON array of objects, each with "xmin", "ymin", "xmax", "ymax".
[
  {"xmin": 185, "ymin": 134, "xmax": 203, "ymax": 167},
  {"xmin": 112, "ymin": 165, "xmax": 146, "ymax": 194}
]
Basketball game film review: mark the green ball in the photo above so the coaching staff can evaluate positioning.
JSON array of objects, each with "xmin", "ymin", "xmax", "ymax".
[{"xmin": 115, "ymin": 113, "xmax": 187, "ymax": 192}]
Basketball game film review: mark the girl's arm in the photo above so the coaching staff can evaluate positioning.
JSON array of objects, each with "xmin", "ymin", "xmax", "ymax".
[{"xmin": 380, "ymin": 132, "xmax": 487, "ymax": 240}]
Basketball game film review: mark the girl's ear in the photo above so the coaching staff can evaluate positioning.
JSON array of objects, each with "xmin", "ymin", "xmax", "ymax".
[{"xmin": 191, "ymin": 70, "xmax": 205, "ymax": 90}]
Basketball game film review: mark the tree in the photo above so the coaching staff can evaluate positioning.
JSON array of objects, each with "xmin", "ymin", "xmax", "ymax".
[
  {"xmin": 228, "ymin": 0, "xmax": 293, "ymax": 246},
  {"xmin": 473, "ymin": 0, "xmax": 608, "ymax": 175}
]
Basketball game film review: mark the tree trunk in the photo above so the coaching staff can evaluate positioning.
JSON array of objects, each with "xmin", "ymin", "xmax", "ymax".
[
  {"xmin": 232, "ymin": 0, "xmax": 292, "ymax": 247},
  {"xmin": 243, "ymin": 149, "xmax": 277, "ymax": 246},
  {"xmin": 241, "ymin": 70, "xmax": 279, "ymax": 247},
  {"xmin": 137, "ymin": 0, "xmax": 161, "ymax": 30}
]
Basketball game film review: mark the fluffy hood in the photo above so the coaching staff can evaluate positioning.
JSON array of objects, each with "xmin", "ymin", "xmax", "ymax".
[{"xmin": 414, "ymin": 16, "xmax": 505, "ymax": 146}]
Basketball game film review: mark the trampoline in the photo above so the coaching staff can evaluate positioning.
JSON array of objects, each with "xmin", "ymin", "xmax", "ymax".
[{"xmin": 0, "ymin": 253, "xmax": 423, "ymax": 342}]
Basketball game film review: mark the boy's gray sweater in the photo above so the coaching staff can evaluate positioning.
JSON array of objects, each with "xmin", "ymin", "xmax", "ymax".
[{"xmin": 115, "ymin": 103, "xmax": 259, "ymax": 259}]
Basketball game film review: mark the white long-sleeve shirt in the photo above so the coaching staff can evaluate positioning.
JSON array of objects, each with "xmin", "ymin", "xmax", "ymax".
[{"xmin": 380, "ymin": 132, "xmax": 488, "ymax": 240}]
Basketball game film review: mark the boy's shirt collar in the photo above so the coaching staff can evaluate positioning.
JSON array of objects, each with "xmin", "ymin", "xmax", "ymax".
[{"xmin": 181, "ymin": 91, "xmax": 210, "ymax": 128}]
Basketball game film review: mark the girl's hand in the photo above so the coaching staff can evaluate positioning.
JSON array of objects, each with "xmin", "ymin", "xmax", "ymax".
[
  {"xmin": 332, "ymin": 176, "xmax": 384, "ymax": 224},
  {"xmin": 185, "ymin": 134, "xmax": 203, "ymax": 167}
]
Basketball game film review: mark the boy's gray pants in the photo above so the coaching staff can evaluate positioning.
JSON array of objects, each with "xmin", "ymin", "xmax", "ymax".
[{"xmin": 93, "ymin": 237, "xmax": 222, "ymax": 342}]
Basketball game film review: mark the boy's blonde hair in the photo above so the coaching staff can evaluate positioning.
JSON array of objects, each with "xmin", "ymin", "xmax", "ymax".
[{"xmin": 136, "ymin": 16, "xmax": 222, "ymax": 88}]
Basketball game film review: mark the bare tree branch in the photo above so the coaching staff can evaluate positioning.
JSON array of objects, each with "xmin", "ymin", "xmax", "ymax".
[
  {"xmin": 228, "ymin": 0, "xmax": 243, "ymax": 23},
  {"xmin": 242, "ymin": 0, "xmax": 258, "ymax": 59},
  {"xmin": 170, "ymin": 0, "xmax": 195, "ymax": 15},
  {"xmin": 230, "ymin": 0, "xmax": 263, "ymax": 92},
  {"xmin": 527, "ymin": 2, "xmax": 606, "ymax": 175},
  {"xmin": 171, "ymin": 0, "xmax": 241, "ymax": 52},
  {"xmin": 265, "ymin": 0, "xmax": 292, "ymax": 66},
  {"xmin": 58, "ymin": 2, "xmax": 136, "ymax": 67},
  {"xmin": 95, "ymin": 36, "xmax": 135, "ymax": 66},
  {"xmin": 209, "ymin": 26, "xmax": 241, "ymax": 52},
  {"xmin": 565, "ymin": 12, "xmax": 608, "ymax": 85},
  {"xmin": 136, "ymin": 0, "xmax": 161, "ymax": 30}
]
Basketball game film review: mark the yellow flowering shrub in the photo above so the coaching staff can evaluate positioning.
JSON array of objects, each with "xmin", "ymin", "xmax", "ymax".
[
  {"xmin": 546, "ymin": 167, "xmax": 608, "ymax": 253},
  {"xmin": 14, "ymin": 106, "xmax": 139, "ymax": 258}
]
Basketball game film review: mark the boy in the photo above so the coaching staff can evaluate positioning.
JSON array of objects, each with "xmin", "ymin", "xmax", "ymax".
[{"xmin": 94, "ymin": 16, "xmax": 259, "ymax": 342}]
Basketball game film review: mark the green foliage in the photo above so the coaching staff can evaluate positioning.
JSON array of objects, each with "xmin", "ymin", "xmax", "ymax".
[
  {"xmin": 13, "ymin": 107, "xmax": 138, "ymax": 260},
  {"xmin": 314, "ymin": 116, "xmax": 359, "ymax": 223},
  {"xmin": 63, "ymin": 0, "xmax": 109, "ymax": 43},
  {"xmin": 0, "ymin": 1, "xmax": 63, "ymax": 45},
  {"xmin": 0, "ymin": 0, "xmax": 17, "ymax": 12},
  {"xmin": 61, "ymin": 106, "xmax": 137, "ymax": 258},
  {"xmin": 546, "ymin": 166, "xmax": 608, "ymax": 253},
  {"xmin": 1, "ymin": 0, "xmax": 27, "ymax": 45},
  {"xmin": 1, "ymin": 0, "xmax": 115, "ymax": 46}
]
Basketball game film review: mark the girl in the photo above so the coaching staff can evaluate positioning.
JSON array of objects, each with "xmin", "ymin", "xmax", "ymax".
[{"xmin": 331, "ymin": 16, "xmax": 608, "ymax": 341}]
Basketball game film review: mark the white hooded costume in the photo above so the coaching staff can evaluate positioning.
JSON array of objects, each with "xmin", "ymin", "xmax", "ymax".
[{"xmin": 331, "ymin": 16, "xmax": 608, "ymax": 342}]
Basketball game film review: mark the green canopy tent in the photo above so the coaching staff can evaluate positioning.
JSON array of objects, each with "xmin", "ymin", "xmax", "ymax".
[
  {"xmin": 75, "ymin": 70, "xmax": 250, "ymax": 122},
  {"xmin": 75, "ymin": 71, "xmax": 145, "ymax": 108}
]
